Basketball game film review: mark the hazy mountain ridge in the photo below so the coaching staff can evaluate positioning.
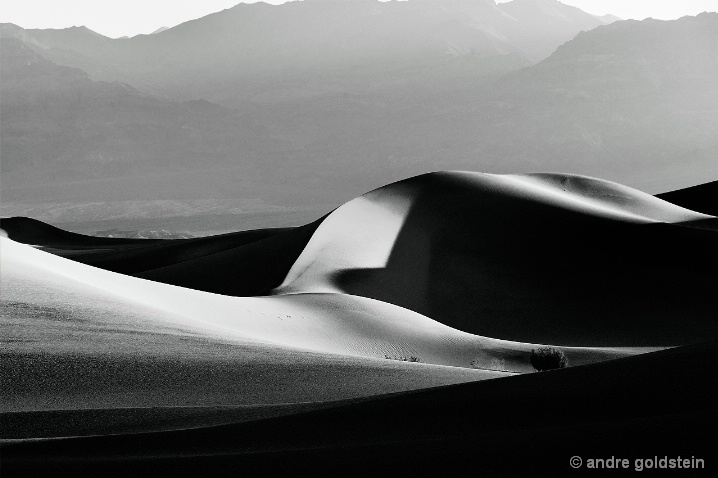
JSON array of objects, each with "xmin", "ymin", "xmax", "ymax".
[
  {"xmin": 0, "ymin": 37, "xmax": 284, "ymax": 188},
  {"xmin": 477, "ymin": 12, "xmax": 718, "ymax": 189},
  {"xmin": 0, "ymin": 0, "xmax": 611, "ymax": 102},
  {"xmin": 1, "ymin": 3, "xmax": 716, "ymax": 219},
  {"xmin": 496, "ymin": 0, "xmax": 617, "ymax": 61}
]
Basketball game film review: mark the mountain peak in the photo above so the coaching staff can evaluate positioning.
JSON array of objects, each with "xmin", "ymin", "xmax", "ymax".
[{"xmin": 64, "ymin": 25, "xmax": 108, "ymax": 38}]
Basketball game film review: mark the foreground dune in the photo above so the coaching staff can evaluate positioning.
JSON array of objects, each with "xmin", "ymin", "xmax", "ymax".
[{"xmin": 4, "ymin": 340, "xmax": 717, "ymax": 476}]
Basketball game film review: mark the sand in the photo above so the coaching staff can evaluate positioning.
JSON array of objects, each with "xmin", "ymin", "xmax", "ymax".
[
  {"xmin": 277, "ymin": 172, "xmax": 717, "ymax": 345},
  {"xmin": 4, "ymin": 340, "xmax": 716, "ymax": 475},
  {"xmin": 2, "ymin": 171, "xmax": 716, "ymax": 475}
]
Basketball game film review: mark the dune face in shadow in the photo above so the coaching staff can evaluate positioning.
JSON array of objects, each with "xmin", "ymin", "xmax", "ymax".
[
  {"xmin": 0, "ymin": 217, "xmax": 167, "ymax": 247},
  {"xmin": 278, "ymin": 172, "xmax": 717, "ymax": 346},
  {"xmin": 657, "ymin": 180, "xmax": 718, "ymax": 217},
  {"xmin": 1, "ymin": 216, "xmax": 324, "ymax": 296},
  {"xmin": 135, "ymin": 221, "xmax": 323, "ymax": 296}
]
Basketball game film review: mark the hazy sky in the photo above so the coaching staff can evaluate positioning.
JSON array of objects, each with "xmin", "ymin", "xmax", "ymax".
[
  {"xmin": 1, "ymin": 0, "xmax": 717, "ymax": 38},
  {"xmin": 498, "ymin": 0, "xmax": 718, "ymax": 21}
]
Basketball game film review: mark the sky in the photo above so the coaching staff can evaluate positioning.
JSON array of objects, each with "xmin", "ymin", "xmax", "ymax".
[
  {"xmin": 1, "ymin": 0, "xmax": 717, "ymax": 38},
  {"xmin": 498, "ymin": 0, "xmax": 718, "ymax": 21}
]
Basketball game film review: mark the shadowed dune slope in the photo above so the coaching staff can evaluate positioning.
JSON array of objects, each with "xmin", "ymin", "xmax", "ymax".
[
  {"xmin": 0, "ymin": 403, "xmax": 343, "ymax": 440},
  {"xmin": 4, "ymin": 340, "xmax": 716, "ymax": 476},
  {"xmin": 0, "ymin": 216, "xmax": 165, "ymax": 248},
  {"xmin": 657, "ymin": 180, "xmax": 718, "ymax": 216},
  {"xmin": 1, "ymin": 216, "xmax": 324, "ymax": 296},
  {"xmin": 278, "ymin": 172, "xmax": 718, "ymax": 346},
  {"xmin": 135, "ymin": 220, "xmax": 321, "ymax": 296}
]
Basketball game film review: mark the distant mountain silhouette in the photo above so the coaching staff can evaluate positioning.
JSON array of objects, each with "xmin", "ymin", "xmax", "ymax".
[
  {"xmin": 496, "ymin": 0, "xmax": 619, "ymax": 61},
  {"xmin": 23, "ymin": 24, "xmax": 109, "ymax": 47},
  {"xmin": 2, "ymin": 5, "xmax": 716, "ymax": 217},
  {"xmin": 0, "ymin": 38, "xmax": 282, "ymax": 198},
  {"xmin": 1, "ymin": 0, "xmax": 612, "ymax": 101},
  {"xmin": 475, "ymin": 13, "xmax": 718, "ymax": 192}
]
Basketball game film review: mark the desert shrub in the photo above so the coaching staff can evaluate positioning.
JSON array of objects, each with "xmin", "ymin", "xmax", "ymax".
[
  {"xmin": 530, "ymin": 347, "xmax": 568, "ymax": 371},
  {"xmin": 384, "ymin": 354, "xmax": 420, "ymax": 362}
]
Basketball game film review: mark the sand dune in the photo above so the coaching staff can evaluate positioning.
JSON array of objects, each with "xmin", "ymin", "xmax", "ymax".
[
  {"xmin": 657, "ymin": 179, "xmax": 718, "ymax": 216},
  {"xmin": 3, "ymin": 172, "xmax": 713, "ymax": 378},
  {"xmin": 6, "ymin": 232, "xmax": 635, "ymax": 445},
  {"xmin": 0, "ymin": 216, "xmax": 166, "ymax": 247},
  {"xmin": 6, "ymin": 174, "xmax": 715, "ymax": 346},
  {"xmin": 3, "ymin": 172, "xmax": 716, "ymax": 474},
  {"xmin": 3, "ymin": 236, "xmax": 511, "ymax": 418},
  {"xmin": 1, "ymin": 235, "xmax": 636, "ymax": 388},
  {"xmin": 0, "ymin": 216, "xmax": 321, "ymax": 296},
  {"xmin": 278, "ymin": 172, "xmax": 717, "ymax": 345}
]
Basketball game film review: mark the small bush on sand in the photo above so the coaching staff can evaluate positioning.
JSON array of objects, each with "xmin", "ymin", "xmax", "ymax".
[
  {"xmin": 530, "ymin": 347, "xmax": 568, "ymax": 371},
  {"xmin": 384, "ymin": 354, "xmax": 420, "ymax": 362}
]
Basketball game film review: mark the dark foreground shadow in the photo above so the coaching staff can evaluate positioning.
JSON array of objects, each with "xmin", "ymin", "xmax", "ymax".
[{"xmin": 3, "ymin": 340, "xmax": 717, "ymax": 477}]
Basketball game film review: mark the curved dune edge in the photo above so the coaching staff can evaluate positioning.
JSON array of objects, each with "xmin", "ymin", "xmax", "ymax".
[
  {"xmin": 1, "ymin": 236, "xmax": 645, "ymax": 377},
  {"xmin": 0, "ymin": 216, "xmax": 323, "ymax": 297},
  {"xmin": 275, "ymin": 171, "xmax": 717, "ymax": 345},
  {"xmin": 278, "ymin": 171, "xmax": 711, "ymax": 294}
]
